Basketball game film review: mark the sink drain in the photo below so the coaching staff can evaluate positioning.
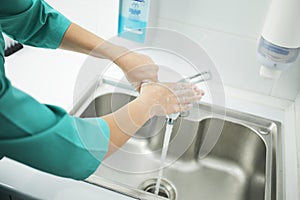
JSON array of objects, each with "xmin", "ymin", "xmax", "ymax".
[
  {"xmin": 144, "ymin": 184, "xmax": 169, "ymax": 198},
  {"xmin": 139, "ymin": 178, "xmax": 177, "ymax": 200}
]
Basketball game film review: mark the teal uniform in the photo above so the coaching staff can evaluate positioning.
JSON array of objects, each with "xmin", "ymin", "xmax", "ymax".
[{"xmin": 0, "ymin": 0, "xmax": 110, "ymax": 180}]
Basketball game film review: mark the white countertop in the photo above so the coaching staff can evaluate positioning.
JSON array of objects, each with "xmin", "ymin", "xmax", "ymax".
[{"xmin": 1, "ymin": 46, "xmax": 299, "ymax": 199}]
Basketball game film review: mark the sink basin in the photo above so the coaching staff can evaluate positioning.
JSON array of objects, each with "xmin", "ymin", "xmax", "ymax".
[{"xmin": 76, "ymin": 88, "xmax": 283, "ymax": 200}]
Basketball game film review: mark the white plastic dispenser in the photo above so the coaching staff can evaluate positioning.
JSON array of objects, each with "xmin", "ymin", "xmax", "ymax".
[{"xmin": 257, "ymin": 0, "xmax": 300, "ymax": 79}]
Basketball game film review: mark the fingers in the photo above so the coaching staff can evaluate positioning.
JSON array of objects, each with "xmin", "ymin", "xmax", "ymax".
[
  {"xmin": 163, "ymin": 83, "xmax": 204, "ymax": 114},
  {"xmin": 139, "ymin": 81, "xmax": 205, "ymax": 116},
  {"xmin": 177, "ymin": 95, "xmax": 202, "ymax": 104},
  {"xmin": 172, "ymin": 103, "xmax": 193, "ymax": 113},
  {"xmin": 168, "ymin": 83, "xmax": 205, "ymax": 104}
]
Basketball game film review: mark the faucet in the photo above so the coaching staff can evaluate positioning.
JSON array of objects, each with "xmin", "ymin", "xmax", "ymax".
[
  {"xmin": 167, "ymin": 71, "xmax": 212, "ymax": 124},
  {"xmin": 179, "ymin": 70, "xmax": 212, "ymax": 84},
  {"xmin": 166, "ymin": 113, "xmax": 180, "ymax": 125}
]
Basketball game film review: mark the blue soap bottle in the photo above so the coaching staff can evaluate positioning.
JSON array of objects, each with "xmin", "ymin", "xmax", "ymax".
[{"xmin": 118, "ymin": 0, "xmax": 151, "ymax": 43}]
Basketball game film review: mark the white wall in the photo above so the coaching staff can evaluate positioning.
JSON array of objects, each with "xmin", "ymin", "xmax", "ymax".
[
  {"xmin": 296, "ymin": 91, "xmax": 300, "ymax": 194},
  {"xmin": 43, "ymin": 0, "xmax": 300, "ymax": 102},
  {"xmin": 45, "ymin": 0, "xmax": 300, "ymax": 101},
  {"xmin": 45, "ymin": 0, "xmax": 119, "ymax": 39},
  {"xmin": 296, "ymin": 91, "xmax": 300, "ymax": 141},
  {"xmin": 155, "ymin": 0, "xmax": 300, "ymax": 101}
]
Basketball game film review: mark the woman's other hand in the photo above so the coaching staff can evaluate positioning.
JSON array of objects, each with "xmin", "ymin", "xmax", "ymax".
[{"xmin": 137, "ymin": 82, "xmax": 204, "ymax": 117}]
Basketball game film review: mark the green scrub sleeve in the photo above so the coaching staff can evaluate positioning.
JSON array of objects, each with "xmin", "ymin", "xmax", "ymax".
[
  {"xmin": 0, "ymin": 72, "xmax": 110, "ymax": 180},
  {"xmin": 0, "ymin": 0, "xmax": 110, "ymax": 180},
  {"xmin": 0, "ymin": 0, "xmax": 71, "ymax": 49}
]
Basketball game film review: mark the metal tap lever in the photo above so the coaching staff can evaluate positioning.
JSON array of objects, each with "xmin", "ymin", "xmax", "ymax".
[{"xmin": 179, "ymin": 71, "xmax": 212, "ymax": 84}]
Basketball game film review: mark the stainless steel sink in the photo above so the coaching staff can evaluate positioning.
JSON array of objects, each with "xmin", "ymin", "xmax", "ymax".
[{"xmin": 76, "ymin": 86, "xmax": 283, "ymax": 200}]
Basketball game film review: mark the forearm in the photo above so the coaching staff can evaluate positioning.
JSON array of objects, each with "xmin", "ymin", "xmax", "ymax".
[
  {"xmin": 102, "ymin": 98, "xmax": 152, "ymax": 158},
  {"xmin": 59, "ymin": 23, "xmax": 158, "ymax": 90},
  {"xmin": 59, "ymin": 23, "xmax": 127, "ymax": 61}
]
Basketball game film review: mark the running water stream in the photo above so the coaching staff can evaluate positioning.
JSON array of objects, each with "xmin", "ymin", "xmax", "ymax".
[
  {"xmin": 154, "ymin": 116, "xmax": 177, "ymax": 195},
  {"xmin": 154, "ymin": 72, "xmax": 211, "ymax": 196}
]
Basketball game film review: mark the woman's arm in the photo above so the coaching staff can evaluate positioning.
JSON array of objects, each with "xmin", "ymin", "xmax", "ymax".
[
  {"xmin": 59, "ymin": 23, "xmax": 158, "ymax": 89},
  {"xmin": 59, "ymin": 23, "xmax": 124, "ymax": 60}
]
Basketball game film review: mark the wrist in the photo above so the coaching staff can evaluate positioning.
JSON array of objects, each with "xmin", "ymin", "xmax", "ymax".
[
  {"xmin": 87, "ymin": 40, "xmax": 128, "ymax": 62},
  {"xmin": 97, "ymin": 42, "xmax": 128, "ymax": 61},
  {"xmin": 129, "ymin": 98, "xmax": 153, "ymax": 125}
]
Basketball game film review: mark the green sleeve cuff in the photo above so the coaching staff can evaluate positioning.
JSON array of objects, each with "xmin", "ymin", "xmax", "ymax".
[
  {"xmin": 38, "ymin": 0, "xmax": 71, "ymax": 49},
  {"xmin": 0, "ymin": 0, "xmax": 71, "ymax": 49}
]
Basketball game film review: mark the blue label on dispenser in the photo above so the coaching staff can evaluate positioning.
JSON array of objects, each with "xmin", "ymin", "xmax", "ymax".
[{"xmin": 118, "ymin": 0, "xmax": 150, "ymax": 43}]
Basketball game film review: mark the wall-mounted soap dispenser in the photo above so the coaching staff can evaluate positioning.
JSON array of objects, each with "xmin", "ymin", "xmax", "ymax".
[
  {"xmin": 118, "ymin": 0, "xmax": 158, "ymax": 43},
  {"xmin": 257, "ymin": 0, "xmax": 300, "ymax": 79}
]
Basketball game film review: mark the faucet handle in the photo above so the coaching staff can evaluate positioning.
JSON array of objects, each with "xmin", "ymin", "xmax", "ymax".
[{"xmin": 179, "ymin": 71, "xmax": 212, "ymax": 84}]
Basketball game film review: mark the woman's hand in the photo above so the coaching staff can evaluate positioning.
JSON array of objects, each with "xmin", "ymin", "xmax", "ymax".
[
  {"xmin": 114, "ymin": 52, "xmax": 159, "ymax": 90},
  {"xmin": 137, "ymin": 82, "xmax": 204, "ymax": 117}
]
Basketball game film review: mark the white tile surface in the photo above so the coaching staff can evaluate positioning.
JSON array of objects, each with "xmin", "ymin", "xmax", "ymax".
[
  {"xmin": 156, "ymin": 0, "xmax": 300, "ymax": 101},
  {"xmin": 157, "ymin": 18, "xmax": 275, "ymax": 95},
  {"xmin": 46, "ymin": 0, "xmax": 119, "ymax": 39},
  {"xmin": 270, "ymin": 58, "xmax": 300, "ymax": 100},
  {"xmin": 295, "ymin": 91, "xmax": 300, "ymax": 192},
  {"xmin": 158, "ymin": 0, "xmax": 271, "ymax": 39},
  {"xmin": 284, "ymin": 105, "xmax": 300, "ymax": 200}
]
